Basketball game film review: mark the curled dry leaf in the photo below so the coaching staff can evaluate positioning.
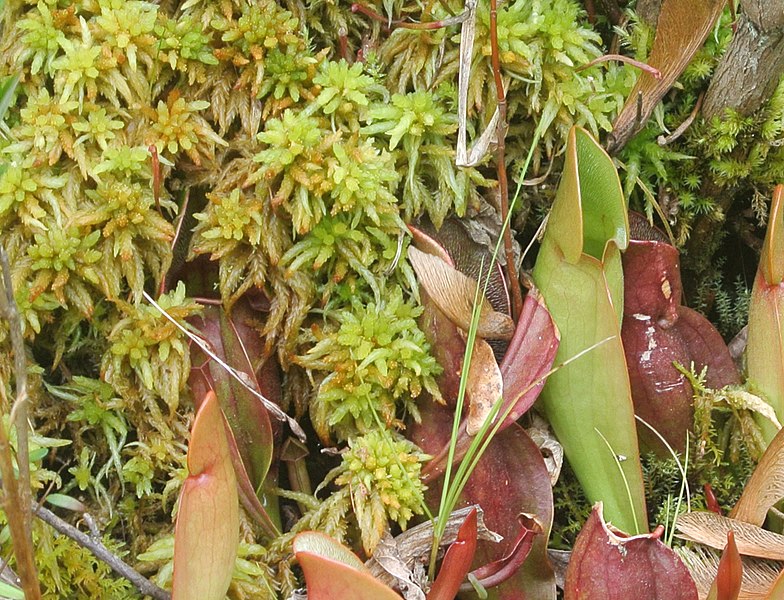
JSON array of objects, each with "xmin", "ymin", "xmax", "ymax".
[
  {"xmin": 564, "ymin": 503, "xmax": 697, "ymax": 600},
  {"xmin": 607, "ymin": 0, "xmax": 725, "ymax": 153},
  {"xmin": 411, "ymin": 218, "xmax": 511, "ymax": 318},
  {"xmin": 408, "ymin": 246, "xmax": 514, "ymax": 340},
  {"xmin": 677, "ymin": 513, "xmax": 784, "ymax": 561},
  {"xmin": 731, "ymin": 427, "xmax": 784, "ymax": 527},
  {"xmin": 527, "ymin": 414, "xmax": 564, "ymax": 486},
  {"xmin": 465, "ymin": 337, "xmax": 503, "ymax": 435}
]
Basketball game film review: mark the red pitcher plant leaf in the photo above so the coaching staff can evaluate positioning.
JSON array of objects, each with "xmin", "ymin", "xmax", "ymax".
[
  {"xmin": 707, "ymin": 531, "xmax": 742, "ymax": 600},
  {"xmin": 704, "ymin": 484, "xmax": 723, "ymax": 515},
  {"xmin": 565, "ymin": 503, "xmax": 698, "ymax": 600},
  {"xmin": 189, "ymin": 296, "xmax": 282, "ymax": 536},
  {"xmin": 622, "ymin": 213, "xmax": 740, "ymax": 453},
  {"xmin": 294, "ymin": 532, "xmax": 403, "ymax": 600},
  {"xmin": 172, "ymin": 391, "xmax": 239, "ymax": 600},
  {"xmin": 427, "ymin": 508, "xmax": 478, "ymax": 600},
  {"xmin": 462, "ymin": 514, "xmax": 543, "ymax": 593},
  {"xmin": 410, "ymin": 399, "xmax": 556, "ymax": 598}
]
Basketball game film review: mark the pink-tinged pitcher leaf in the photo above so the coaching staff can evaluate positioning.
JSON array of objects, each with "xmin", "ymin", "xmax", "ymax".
[
  {"xmin": 747, "ymin": 185, "xmax": 784, "ymax": 443},
  {"xmin": 427, "ymin": 508, "xmax": 478, "ymax": 600},
  {"xmin": 707, "ymin": 531, "xmax": 742, "ymax": 600},
  {"xmin": 498, "ymin": 287, "xmax": 560, "ymax": 430},
  {"xmin": 564, "ymin": 503, "xmax": 698, "ymax": 600},
  {"xmin": 172, "ymin": 391, "xmax": 239, "ymax": 600},
  {"xmin": 420, "ymin": 288, "xmax": 559, "ymax": 482},
  {"xmin": 189, "ymin": 298, "xmax": 281, "ymax": 536},
  {"xmin": 294, "ymin": 532, "xmax": 403, "ymax": 600}
]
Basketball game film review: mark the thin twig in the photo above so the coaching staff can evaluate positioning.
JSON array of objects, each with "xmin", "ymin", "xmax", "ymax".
[
  {"xmin": 489, "ymin": 0, "xmax": 523, "ymax": 320},
  {"xmin": 658, "ymin": 92, "xmax": 704, "ymax": 146},
  {"xmin": 0, "ymin": 246, "xmax": 40, "ymax": 599},
  {"xmin": 142, "ymin": 290, "xmax": 307, "ymax": 441},
  {"xmin": 32, "ymin": 504, "xmax": 171, "ymax": 600}
]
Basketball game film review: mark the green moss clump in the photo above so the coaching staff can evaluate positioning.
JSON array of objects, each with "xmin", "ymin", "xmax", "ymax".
[{"xmin": 298, "ymin": 285, "xmax": 441, "ymax": 442}]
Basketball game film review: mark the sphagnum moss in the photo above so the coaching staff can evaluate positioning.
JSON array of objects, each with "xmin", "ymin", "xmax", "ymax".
[{"xmin": 2, "ymin": 0, "xmax": 775, "ymax": 596}]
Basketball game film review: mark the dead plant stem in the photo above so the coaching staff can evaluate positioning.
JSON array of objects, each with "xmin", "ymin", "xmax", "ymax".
[
  {"xmin": 0, "ymin": 246, "xmax": 40, "ymax": 599},
  {"xmin": 32, "ymin": 504, "xmax": 171, "ymax": 600}
]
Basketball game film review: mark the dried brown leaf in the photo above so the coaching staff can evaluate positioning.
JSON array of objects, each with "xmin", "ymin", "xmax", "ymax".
[
  {"xmin": 608, "ymin": 0, "xmax": 725, "ymax": 153},
  {"xmin": 676, "ymin": 546, "xmax": 783, "ymax": 600},
  {"xmin": 407, "ymin": 246, "xmax": 514, "ymax": 340},
  {"xmin": 677, "ymin": 513, "xmax": 784, "ymax": 561},
  {"xmin": 465, "ymin": 338, "xmax": 503, "ymax": 435},
  {"xmin": 731, "ymin": 428, "xmax": 784, "ymax": 527}
]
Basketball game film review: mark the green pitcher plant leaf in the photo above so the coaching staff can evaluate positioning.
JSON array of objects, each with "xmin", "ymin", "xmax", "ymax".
[
  {"xmin": 532, "ymin": 126, "xmax": 647, "ymax": 534},
  {"xmin": 172, "ymin": 390, "xmax": 240, "ymax": 600},
  {"xmin": 747, "ymin": 184, "xmax": 784, "ymax": 444}
]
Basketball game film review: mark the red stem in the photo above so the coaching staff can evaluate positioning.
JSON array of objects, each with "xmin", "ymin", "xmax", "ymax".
[
  {"xmin": 576, "ymin": 54, "xmax": 662, "ymax": 79},
  {"xmin": 351, "ymin": 3, "xmax": 448, "ymax": 30},
  {"xmin": 489, "ymin": 0, "xmax": 523, "ymax": 320}
]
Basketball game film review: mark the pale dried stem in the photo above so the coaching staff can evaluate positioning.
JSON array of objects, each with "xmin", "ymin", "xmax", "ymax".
[{"xmin": 0, "ymin": 246, "xmax": 40, "ymax": 599}]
